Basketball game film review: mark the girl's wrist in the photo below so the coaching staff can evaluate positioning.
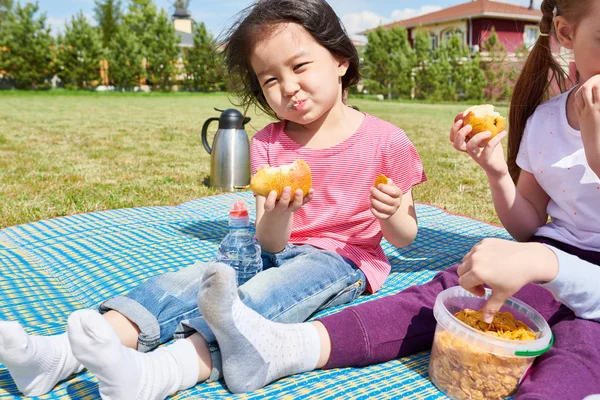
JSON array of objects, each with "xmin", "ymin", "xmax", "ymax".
[
  {"xmin": 485, "ymin": 166, "xmax": 510, "ymax": 183},
  {"xmin": 528, "ymin": 243, "xmax": 559, "ymax": 284}
]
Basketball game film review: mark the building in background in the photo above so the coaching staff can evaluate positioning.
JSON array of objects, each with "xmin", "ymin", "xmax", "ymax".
[
  {"xmin": 173, "ymin": 4, "xmax": 193, "ymax": 48},
  {"xmin": 363, "ymin": 0, "xmax": 575, "ymax": 83}
]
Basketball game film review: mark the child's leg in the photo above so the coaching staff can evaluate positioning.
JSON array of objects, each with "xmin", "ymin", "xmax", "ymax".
[
  {"xmin": 68, "ymin": 245, "xmax": 364, "ymax": 397},
  {"xmin": 515, "ymin": 311, "xmax": 600, "ymax": 399},
  {"xmin": 0, "ymin": 261, "xmax": 213, "ymax": 396},
  {"xmin": 197, "ymin": 263, "xmax": 322, "ymax": 393},
  {"xmin": 176, "ymin": 245, "xmax": 365, "ymax": 379},
  {"xmin": 67, "ymin": 310, "xmax": 203, "ymax": 400},
  {"xmin": 0, "ymin": 322, "xmax": 83, "ymax": 396},
  {"xmin": 198, "ymin": 264, "xmax": 461, "ymax": 393},
  {"xmin": 318, "ymin": 264, "xmax": 460, "ymax": 368}
]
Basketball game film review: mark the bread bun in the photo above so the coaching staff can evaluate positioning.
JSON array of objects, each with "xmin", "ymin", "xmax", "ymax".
[
  {"xmin": 463, "ymin": 104, "xmax": 506, "ymax": 139},
  {"xmin": 250, "ymin": 159, "xmax": 312, "ymax": 199}
]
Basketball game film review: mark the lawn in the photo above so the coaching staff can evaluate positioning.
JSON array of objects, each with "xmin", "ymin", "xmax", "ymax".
[{"xmin": 0, "ymin": 91, "xmax": 505, "ymax": 229}]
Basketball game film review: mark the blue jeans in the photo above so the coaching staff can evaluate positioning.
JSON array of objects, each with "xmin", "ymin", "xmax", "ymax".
[{"xmin": 99, "ymin": 244, "xmax": 366, "ymax": 379}]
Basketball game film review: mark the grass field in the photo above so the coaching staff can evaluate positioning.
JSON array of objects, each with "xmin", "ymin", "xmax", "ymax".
[{"xmin": 0, "ymin": 91, "xmax": 506, "ymax": 229}]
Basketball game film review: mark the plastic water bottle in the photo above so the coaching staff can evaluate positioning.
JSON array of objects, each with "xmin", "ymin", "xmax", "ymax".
[{"xmin": 213, "ymin": 200, "xmax": 262, "ymax": 285}]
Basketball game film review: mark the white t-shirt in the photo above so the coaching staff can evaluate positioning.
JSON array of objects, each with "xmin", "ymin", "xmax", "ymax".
[{"xmin": 517, "ymin": 89, "xmax": 600, "ymax": 251}]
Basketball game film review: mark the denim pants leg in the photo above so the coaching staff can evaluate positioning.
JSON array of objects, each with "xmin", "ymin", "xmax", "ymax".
[
  {"xmin": 180, "ymin": 244, "xmax": 366, "ymax": 379},
  {"xmin": 99, "ymin": 244, "xmax": 366, "ymax": 379}
]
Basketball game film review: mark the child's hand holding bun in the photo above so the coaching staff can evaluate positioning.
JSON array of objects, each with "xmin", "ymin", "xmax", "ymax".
[
  {"xmin": 449, "ymin": 105, "xmax": 509, "ymax": 178},
  {"xmin": 251, "ymin": 159, "xmax": 314, "ymax": 213}
]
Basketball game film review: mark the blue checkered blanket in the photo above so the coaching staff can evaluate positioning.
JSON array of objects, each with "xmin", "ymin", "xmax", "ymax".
[{"xmin": 0, "ymin": 192, "xmax": 510, "ymax": 399}]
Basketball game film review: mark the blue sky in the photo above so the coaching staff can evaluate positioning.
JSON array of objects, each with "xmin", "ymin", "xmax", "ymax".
[{"xmin": 39, "ymin": 0, "xmax": 542, "ymax": 40}]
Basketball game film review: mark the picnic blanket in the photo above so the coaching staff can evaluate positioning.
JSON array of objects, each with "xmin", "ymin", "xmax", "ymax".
[{"xmin": 0, "ymin": 192, "xmax": 511, "ymax": 399}]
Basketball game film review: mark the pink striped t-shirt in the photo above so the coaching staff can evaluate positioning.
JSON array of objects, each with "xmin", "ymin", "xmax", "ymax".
[{"xmin": 251, "ymin": 113, "xmax": 426, "ymax": 292}]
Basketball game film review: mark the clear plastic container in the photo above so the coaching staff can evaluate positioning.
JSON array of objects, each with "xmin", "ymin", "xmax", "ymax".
[{"xmin": 429, "ymin": 286, "xmax": 553, "ymax": 400}]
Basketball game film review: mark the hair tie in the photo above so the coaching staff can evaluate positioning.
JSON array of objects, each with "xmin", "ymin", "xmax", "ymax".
[{"xmin": 539, "ymin": 32, "xmax": 550, "ymax": 37}]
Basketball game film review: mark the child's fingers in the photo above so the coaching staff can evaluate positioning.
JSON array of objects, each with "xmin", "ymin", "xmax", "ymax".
[
  {"xmin": 581, "ymin": 83, "xmax": 595, "ymax": 108},
  {"xmin": 370, "ymin": 197, "xmax": 395, "ymax": 216},
  {"xmin": 466, "ymin": 131, "xmax": 492, "ymax": 155},
  {"xmin": 454, "ymin": 112, "xmax": 465, "ymax": 123},
  {"xmin": 482, "ymin": 292, "xmax": 508, "ymax": 324},
  {"xmin": 592, "ymin": 83, "xmax": 600, "ymax": 104},
  {"xmin": 458, "ymin": 270, "xmax": 486, "ymax": 297},
  {"xmin": 264, "ymin": 190, "xmax": 278, "ymax": 211},
  {"xmin": 275, "ymin": 187, "xmax": 292, "ymax": 210},
  {"xmin": 486, "ymin": 130, "xmax": 507, "ymax": 148},
  {"xmin": 302, "ymin": 188, "xmax": 315, "ymax": 205},
  {"xmin": 370, "ymin": 186, "xmax": 396, "ymax": 206},
  {"xmin": 449, "ymin": 119, "xmax": 463, "ymax": 143},
  {"xmin": 453, "ymin": 124, "xmax": 473, "ymax": 152},
  {"xmin": 376, "ymin": 181, "xmax": 402, "ymax": 198},
  {"xmin": 289, "ymin": 188, "xmax": 304, "ymax": 209}
]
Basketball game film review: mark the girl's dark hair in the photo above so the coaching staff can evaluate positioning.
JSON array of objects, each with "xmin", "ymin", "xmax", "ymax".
[
  {"xmin": 221, "ymin": 0, "xmax": 361, "ymax": 120},
  {"xmin": 508, "ymin": 0, "xmax": 587, "ymax": 183}
]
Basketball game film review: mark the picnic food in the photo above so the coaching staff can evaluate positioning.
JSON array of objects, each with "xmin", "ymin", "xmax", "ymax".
[
  {"xmin": 250, "ymin": 159, "xmax": 312, "ymax": 199},
  {"xmin": 453, "ymin": 309, "xmax": 536, "ymax": 340},
  {"xmin": 374, "ymin": 174, "xmax": 389, "ymax": 188},
  {"xmin": 463, "ymin": 104, "xmax": 506, "ymax": 139},
  {"xmin": 430, "ymin": 308, "xmax": 536, "ymax": 400}
]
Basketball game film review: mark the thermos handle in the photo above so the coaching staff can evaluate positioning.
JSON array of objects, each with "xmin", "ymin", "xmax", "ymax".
[{"xmin": 201, "ymin": 117, "xmax": 219, "ymax": 154}]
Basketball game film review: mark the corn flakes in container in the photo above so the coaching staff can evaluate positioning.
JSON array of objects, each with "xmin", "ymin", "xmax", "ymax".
[{"xmin": 429, "ymin": 286, "xmax": 553, "ymax": 400}]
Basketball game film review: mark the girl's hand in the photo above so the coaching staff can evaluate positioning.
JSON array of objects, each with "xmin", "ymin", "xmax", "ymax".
[
  {"xmin": 263, "ymin": 187, "xmax": 314, "ymax": 213},
  {"xmin": 370, "ymin": 178, "xmax": 402, "ymax": 219},
  {"xmin": 457, "ymin": 238, "xmax": 558, "ymax": 323},
  {"xmin": 449, "ymin": 113, "xmax": 509, "ymax": 179},
  {"xmin": 574, "ymin": 75, "xmax": 600, "ymax": 175}
]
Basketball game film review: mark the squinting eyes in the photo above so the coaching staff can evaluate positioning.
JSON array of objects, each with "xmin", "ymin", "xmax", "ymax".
[{"xmin": 262, "ymin": 62, "xmax": 310, "ymax": 86}]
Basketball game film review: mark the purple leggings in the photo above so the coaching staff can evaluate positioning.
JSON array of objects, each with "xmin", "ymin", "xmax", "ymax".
[{"xmin": 319, "ymin": 238, "xmax": 600, "ymax": 400}]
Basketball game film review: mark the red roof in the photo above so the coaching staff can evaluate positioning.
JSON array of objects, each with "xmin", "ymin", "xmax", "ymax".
[{"xmin": 367, "ymin": 0, "xmax": 541, "ymax": 32}]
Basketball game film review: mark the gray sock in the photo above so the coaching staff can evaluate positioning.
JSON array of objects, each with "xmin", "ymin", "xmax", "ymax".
[{"xmin": 197, "ymin": 263, "xmax": 321, "ymax": 394}]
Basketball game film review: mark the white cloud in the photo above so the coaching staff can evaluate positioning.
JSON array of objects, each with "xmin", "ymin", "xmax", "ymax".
[
  {"xmin": 341, "ymin": 5, "xmax": 443, "ymax": 36},
  {"xmin": 342, "ymin": 11, "xmax": 389, "ymax": 36},
  {"xmin": 390, "ymin": 5, "xmax": 443, "ymax": 22},
  {"xmin": 46, "ymin": 13, "xmax": 94, "ymax": 36},
  {"xmin": 46, "ymin": 16, "xmax": 68, "ymax": 35}
]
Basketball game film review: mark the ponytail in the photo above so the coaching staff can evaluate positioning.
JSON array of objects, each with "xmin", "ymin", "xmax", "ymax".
[{"xmin": 507, "ymin": 0, "xmax": 571, "ymax": 183}]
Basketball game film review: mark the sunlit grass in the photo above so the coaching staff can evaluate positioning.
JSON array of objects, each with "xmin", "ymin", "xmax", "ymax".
[{"xmin": 0, "ymin": 91, "xmax": 504, "ymax": 228}]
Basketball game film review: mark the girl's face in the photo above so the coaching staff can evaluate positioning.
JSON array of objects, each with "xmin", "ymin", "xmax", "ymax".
[
  {"xmin": 556, "ymin": 0, "xmax": 600, "ymax": 83},
  {"xmin": 250, "ymin": 23, "xmax": 349, "ymax": 126}
]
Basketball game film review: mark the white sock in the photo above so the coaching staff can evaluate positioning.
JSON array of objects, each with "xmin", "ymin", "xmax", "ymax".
[
  {"xmin": 0, "ymin": 321, "xmax": 83, "ymax": 396},
  {"xmin": 198, "ymin": 263, "xmax": 321, "ymax": 393},
  {"xmin": 67, "ymin": 309, "xmax": 200, "ymax": 400}
]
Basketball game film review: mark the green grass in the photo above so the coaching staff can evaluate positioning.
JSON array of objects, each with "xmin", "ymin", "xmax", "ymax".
[{"xmin": 0, "ymin": 91, "xmax": 505, "ymax": 229}]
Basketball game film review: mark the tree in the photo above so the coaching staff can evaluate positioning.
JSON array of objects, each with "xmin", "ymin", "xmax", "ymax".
[
  {"xmin": 94, "ymin": 0, "xmax": 122, "ymax": 48},
  {"xmin": 0, "ymin": 2, "xmax": 55, "ymax": 89},
  {"xmin": 183, "ymin": 21, "xmax": 225, "ymax": 91},
  {"xmin": 0, "ymin": 0, "xmax": 13, "ymax": 24},
  {"xmin": 56, "ymin": 12, "xmax": 104, "ymax": 89},
  {"xmin": 106, "ymin": 23, "xmax": 144, "ymax": 88},
  {"xmin": 413, "ymin": 29, "xmax": 435, "ymax": 99},
  {"xmin": 146, "ymin": 9, "xmax": 179, "ymax": 90},
  {"xmin": 123, "ymin": 0, "xmax": 158, "ymax": 81},
  {"xmin": 363, "ymin": 27, "xmax": 415, "ymax": 99},
  {"xmin": 481, "ymin": 28, "xmax": 512, "ymax": 101}
]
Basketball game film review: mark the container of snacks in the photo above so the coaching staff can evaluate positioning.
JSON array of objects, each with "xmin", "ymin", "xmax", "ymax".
[{"xmin": 429, "ymin": 286, "xmax": 553, "ymax": 400}]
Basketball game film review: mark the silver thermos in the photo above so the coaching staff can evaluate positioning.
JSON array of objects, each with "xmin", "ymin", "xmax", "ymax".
[{"xmin": 202, "ymin": 108, "xmax": 251, "ymax": 191}]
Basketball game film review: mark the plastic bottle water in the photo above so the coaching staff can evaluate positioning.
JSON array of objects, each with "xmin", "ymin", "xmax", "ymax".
[{"xmin": 213, "ymin": 200, "xmax": 262, "ymax": 286}]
